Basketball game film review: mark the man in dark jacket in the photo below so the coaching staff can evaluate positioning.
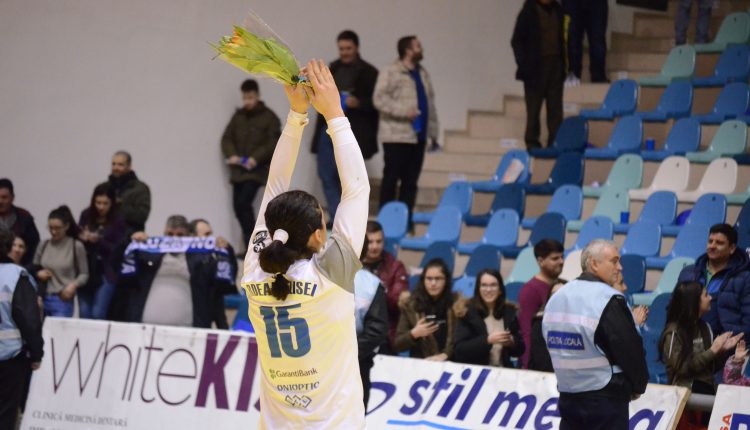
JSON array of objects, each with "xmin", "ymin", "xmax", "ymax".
[
  {"xmin": 678, "ymin": 223, "xmax": 750, "ymax": 340},
  {"xmin": 354, "ymin": 270, "xmax": 388, "ymax": 408},
  {"xmin": 0, "ymin": 179, "xmax": 40, "ymax": 266},
  {"xmin": 221, "ymin": 79, "xmax": 282, "ymax": 248},
  {"xmin": 511, "ymin": 0, "xmax": 565, "ymax": 149},
  {"xmin": 97, "ymin": 151, "xmax": 151, "ymax": 235},
  {"xmin": 0, "ymin": 228, "xmax": 43, "ymax": 429},
  {"xmin": 312, "ymin": 30, "xmax": 378, "ymax": 223}
]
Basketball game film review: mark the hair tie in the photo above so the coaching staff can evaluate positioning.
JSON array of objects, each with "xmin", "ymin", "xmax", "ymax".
[{"xmin": 272, "ymin": 229, "xmax": 289, "ymax": 244}]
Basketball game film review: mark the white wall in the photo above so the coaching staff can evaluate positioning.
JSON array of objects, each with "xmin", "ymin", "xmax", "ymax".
[{"xmin": 0, "ymin": 0, "xmax": 524, "ymax": 248}]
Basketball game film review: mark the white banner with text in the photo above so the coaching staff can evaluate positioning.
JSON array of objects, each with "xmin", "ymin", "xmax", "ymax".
[{"xmin": 708, "ymin": 384, "xmax": 750, "ymax": 430}]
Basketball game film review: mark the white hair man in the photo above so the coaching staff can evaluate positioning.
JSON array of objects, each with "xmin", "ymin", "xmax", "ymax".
[{"xmin": 542, "ymin": 239, "xmax": 648, "ymax": 429}]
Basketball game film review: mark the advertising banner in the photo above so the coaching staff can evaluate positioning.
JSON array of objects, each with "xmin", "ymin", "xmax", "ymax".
[{"xmin": 708, "ymin": 384, "xmax": 750, "ymax": 430}]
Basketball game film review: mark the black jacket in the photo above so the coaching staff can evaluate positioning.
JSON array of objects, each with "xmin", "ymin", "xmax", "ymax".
[
  {"xmin": 529, "ymin": 315, "xmax": 553, "ymax": 372},
  {"xmin": 119, "ymin": 251, "xmax": 232, "ymax": 328},
  {"xmin": 358, "ymin": 284, "xmax": 389, "ymax": 366},
  {"xmin": 511, "ymin": 0, "xmax": 566, "ymax": 84},
  {"xmin": 99, "ymin": 171, "xmax": 151, "ymax": 234},
  {"xmin": 2, "ymin": 257, "xmax": 43, "ymax": 362},
  {"xmin": 452, "ymin": 300, "xmax": 525, "ymax": 367},
  {"xmin": 7, "ymin": 206, "xmax": 40, "ymax": 267},
  {"xmin": 312, "ymin": 56, "xmax": 379, "ymax": 159}
]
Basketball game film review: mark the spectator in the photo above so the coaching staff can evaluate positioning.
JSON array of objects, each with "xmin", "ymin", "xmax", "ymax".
[
  {"xmin": 0, "ymin": 228, "xmax": 43, "ymax": 430},
  {"xmin": 660, "ymin": 281, "xmax": 742, "ymax": 395},
  {"xmin": 353, "ymin": 270, "xmax": 388, "ymax": 408},
  {"xmin": 563, "ymin": 0, "xmax": 609, "ymax": 85},
  {"xmin": 724, "ymin": 339, "xmax": 749, "ymax": 386},
  {"xmin": 511, "ymin": 0, "xmax": 565, "ymax": 149},
  {"xmin": 394, "ymin": 258, "xmax": 457, "ymax": 361},
  {"xmin": 360, "ymin": 221, "xmax": 408, "ymax": 352},
  {"xmin": 312, "ymin": 30, "xmax": 379, "ymax": 223},
  {"xmin": 452, "ymin": 269, "xmax": 524, "ymax": 367},
  {"xmin": 542, "ymin": 239, "xmax": 648, "ymax": 428},
  {"xmin": 374, "ymin": 35, "xmax": 439, "ymax": 224},
  {"xmin": 189, "ymin": 218, "xmax": 238, "ymax": 329},
  {"xmin": 528, "ymin": 279, "xmax": 566, "ymax": 372},
  {"xmin": 30, "ymin": 206, "xmax": 88, "ymax": 317},
  {"xmin": 675, "ymin": 0, "xmax": 712, "ymax": 45},
  {"xmin": 518, "ymin": 239, "xmax": 563, "ymax": 368},
  {"xmin": 77, "ymin": 184, "xmax": 127, "ymax": 320},
  {"xmin": 120, "ymin": 215, "xmax": 234, "ymax": 328},
  {"xmin": 678, "ymin": 223, "xmax": 750, "ymax": 340},
  {"xmin": 8, "ymin": 236, "xmax": 26, "ymax": 266},
  {"xmin": 221, "ymin": 79, "xmax": 282, "ymax": 248},
  {"xmin": 97, "ymin": 151, "xmax": 151, "ymax": 234},
  {"xmin": 613, "ymin": 272, "xmax": 649, "ymax": 327},
  {"xmin": 0, "ymin": 179, "xmax": 40, "ymax": 266}
]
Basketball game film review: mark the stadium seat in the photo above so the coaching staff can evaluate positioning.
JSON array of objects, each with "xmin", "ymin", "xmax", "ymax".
[
  {"xmin": 400, "ymin": 206, "xmax": 462, "ymax": 251},
  {"xmin": 727, "ymin": 182, "xmax": 750, "ymax": 205},
  {"xmin": 664, "ymin": 193, "xmax": 727, "ymax": 236},
  {"xmin": 646, "ymin": 223, "xmax": 710, "ymax": 269},
  {"xmin": 583, "ymin": 154, "xmax": 643, "ymax": 198},
  {"xmin": 567, "ymin": 188, "xmax": 629, "ymax": 232},
  {"xmin": 457, "ymin": 209, "xmax": 519, "ymax": 254},
  {"xmin": 501, "ymin": 212, "xmax": 566, "ymax": 258},
  {"xmin": 629, "ymin": 156, "xmax": 690, "ymax": 201},
  {"xmin": 614, "ymin": 191, "xmax": 677, "ymax": 234},
  {"xmin": 231, "ymin": 290, "xmax": 254, "ymax": 333},
  {"xmin": 412, "ymin": 181, "xmax": 472, "ymax": 224},
  {"xmin": 528, "ymin": 116, "xmax": 588, "ymax": 158},
  {"xmin": 686, "ymin": 122, "xmax": 747, "ymax": 163},
  {"xmin": 633, "ymin": 80, "xmax": 693, "ymax": 121},
  {"xmin": 507, "ymin": 246, "xmax": 539, "ymax": 283},
  {"xmin": 560, "ymin": 250, "xmax": 582, "ymax": 281},
  {"xmin": 632, "ymin": 257, "xmax": 694, "ymax": 306},
  {"xmin": 677, "ymin": 158, "xmax": 738, "ymax": 202},
  {"xmin": 525, "ymin": 152, "xmax": 584, "ymax": 195},
  {"xmin": 639, "ymin": 45, "xmax": 696, "ymax": 87},
  {"xmin": 408, "ymin": 242, "xmax": 457, "ymax": 290},
  {"xmin": 504, "ymin": 282, "xmax": 524, "ymax": 305},
  {"xmin": 567, "ymin": 216, "xmax": 614, "ymax": 254},
  {"xmin": 471, "ymin": 149, "xmax": 530, "ymax": 193},
  {"xmin": 465, "ymin": 183, "xmax": 525, "ymax": 227},
  {"xmin": 734, "ymin": 198, "xmax": 750, "ymax": 251},
  {"xmin": 452, "ymin": 245, "xmax": 502, "ymax": 298},
  {"xmin": 691, "ymin": 84, "xmax": 750, "ymax": 125},
  {"xmin": 693, "ymin": 44, "xmax": 750, "ymax": 87},
  {"xmin": 620, "ymin": 254, "xmax": 646, "ymax": 295},
  {"xmin": 644, "ymin": 293, "xmax": 672, "ymax": 336},
  {"xmin": 584, "ymin": 116, "xmax": 643, "ymax": 160},
  {"xmin": 521, "ymin": 185, "xmax": 582, "ymax": 229},
  {"xmin": 377, "ymin": 201, "xmax": 409, "ymax": 255},
  {"xmin": 579, "ymin": 80, "xmax": 638, "ymax": 120},
  {"xmin": 621, "ymin": 220, "xmax": 662, "ymax": 257},
  {"xmin": 641, "ymin": 117, "xmax": 701, "ymax": 162},
  {"xmin": 694, "ymin": 12, "xmax": 750, "ymax": 53}
]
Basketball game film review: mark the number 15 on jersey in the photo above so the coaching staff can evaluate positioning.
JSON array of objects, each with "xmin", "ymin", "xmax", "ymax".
[{"xmin": 259, "ymin": 304, "xmax": 311, "ymax": 358}]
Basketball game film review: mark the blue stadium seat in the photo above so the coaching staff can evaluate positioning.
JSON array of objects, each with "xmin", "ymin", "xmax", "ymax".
[
  {"xmin": 734, "ymin": 198, "xmax": 750, "ymax": 251},
  {"xmin": 471, "ymin": 150, "xmax": 530, "ymax": 193},
  {"xmin": 504, "ymin": 282, "xmax": 524, "ymax": 305},
  {"xmin": 633, "ymin": 81, "xmax": 693, "ymax": 122},
  {"xmin": 567, "ymin": 187, "xmax": 629, "ymax": 231},
  {"xmin": 641, "ymin": 117, "xmax": 701, "ymax": 162},
  {"xmin": 585, "ymin": 116, "xmax": 644, "ymax": 160},
  {"xmin": 567, "ymin": 216, "xmax": 614, "ymax": 254},
  {"xmin": 646, "ymin": 223, "xmax": 711, "ymax": 269},
  {"xmin": 465, "ymin": 183, "xmax": 525, "ymax": 227},
  {"xmin": 661, "ymin": 193, "xmax": 727, "ymax": 236},
  {"xmin": 621, "ymin": 220, "xmax": 662, "ymax": 257},
  {"xmin": 231, "ymin": 289, "xmax": 254, "ymax": 333},
  {"xmin": 400, "ymin": 207, "xmax": 462, "ymax": 251},
  {"xmin": 692, "ymin": 82, "xmax": 750, "ymax": 124},
  {"xmin": 583, "ymin": 154, "xmax": 643, "ymax": 198},
  {"xmin": 580, "ymin": 79, "xmax": 638, "ymax": 120},
  {"xmin": 412, "ymin": 181, "xmax": 472, "ymax": 224},
  {"xmin": 632, "ymin": 257, "xmax": 693, "ymax": 306},
  {"xmin": 377, "ymin": 201, "xmax": 409, "ymax": 255},
  {"xmin": 522, "ymin": 185, "xmax": 582, "ymax": 229},
  {"xmin": 528, "ymin": 116, "xmax": 588, "ymax": 158},
  {"xmin": 408, "ymin": 242, "xmax": 457, "ymax": 291},
  {"xmin": 614, "ymin": 191, "xmax": 677, "ymax": 234},
  {"xmin": 501, "ymin": 212, "xmax": 567, "ymax": 258},
  {"xmin": 452, "ymin": 245, "xmax": 502, "ymax": 297},
  {"xmin": 620, "ymin": 254, "xmax": 646, "ymax": 299},
  {"xmin": 525, "ymin": 152, "xmax": 584, "ymax": 195},
  {"xmin": 457, "ymin": 209, "xmax": 519, "ymax": 254},
  {"xmin": 693, "ymin": 44, "xmax": 750, "ymax": 87}
]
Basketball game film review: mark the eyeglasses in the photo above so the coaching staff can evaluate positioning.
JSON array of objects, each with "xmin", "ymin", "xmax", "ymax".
[
  {"xmin": 480, "ymin": 283, "xmax": 500, "ymax": 290},
  {"xmin": 424, "ymin": 276, "xmax": 446, "ymax": 283}
]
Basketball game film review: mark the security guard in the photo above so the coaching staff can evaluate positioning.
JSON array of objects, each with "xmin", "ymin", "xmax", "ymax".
[
  {"xmin": 542, "ymin": 239, "xmax": 648, "ymax": 429},
  {"xmin": 0, "ymin": 228, "xmax": 43, "ymax": 429}
]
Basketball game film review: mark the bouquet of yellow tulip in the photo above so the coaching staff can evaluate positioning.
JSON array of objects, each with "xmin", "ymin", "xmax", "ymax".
[{"xmin": 212, "ymin": 12, "xmax": 308, "ymax": 86}]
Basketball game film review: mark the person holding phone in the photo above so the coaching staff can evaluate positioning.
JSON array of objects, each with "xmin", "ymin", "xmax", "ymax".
[
  {"xmin": 394, "ymin": 258, "xmax": 459, "ymax": 361},
  {"xmin": 453, "ymin": 269, "xmax": 524, "ymax": 367}
]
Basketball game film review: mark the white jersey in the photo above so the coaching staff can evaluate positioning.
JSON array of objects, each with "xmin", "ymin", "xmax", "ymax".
[{"xmin": 241, "ymin": 111, "xmax": 369, "ymax": 429}]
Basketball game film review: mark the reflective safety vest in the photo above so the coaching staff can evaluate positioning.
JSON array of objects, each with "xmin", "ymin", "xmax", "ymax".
[
  {"xmin": 0, "ymin": 264, "xmax": 32, "ymax": 361},
  {"xmin": 542, "ymin": 279, "xmax": 623, "ymax": 393}
]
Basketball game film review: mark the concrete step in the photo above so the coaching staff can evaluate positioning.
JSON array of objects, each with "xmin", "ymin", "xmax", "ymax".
[
  {"xmin": 606, "ymin": 52, "xmax": 667, "ymax": 73},
  {"xmin": 444, "ymin": 130, "xmax": 519, "ymax": 155},
  {"xmin": 417, "ymin": 170, "xmax": 488, "ymax": 189},
  {"xmin": 563, "ymin": 83, "xmax": 610, "ymax": 104},
  {"xmin": 633, "ymin": 12, "xmax": 723, "ymax": 38},
  {"xmin": 467, "ymin": 111, "xmax": 528, "ymax": 139},
  {"xmin": 611, "ymin": 32, "xmax": 673, "ymax": 54},
  {"xmin": 502, "ymin": 96, "xmax": 528, "ymax": 119},
  {"xmin": 421, "ymin": 152, "xmax": 503, "ymax": 176}
]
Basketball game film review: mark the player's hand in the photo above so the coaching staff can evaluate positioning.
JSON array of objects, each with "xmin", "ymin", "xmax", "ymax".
[
  {"xmin": 410, "ymin": 318, "xmax": 438, "ymax": 339},
  {"xmin": 284, "ymin": 84, "xmax": 309, "ymax": 115},
  {"xmin": 302, "ymin": 60, "xmax": 345, "ymax": 121}
]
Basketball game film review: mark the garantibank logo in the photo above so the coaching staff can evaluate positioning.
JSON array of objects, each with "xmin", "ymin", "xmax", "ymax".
[{"xmin": 269, "ymin": 368, "xmax": 319, "ymax": 379}]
